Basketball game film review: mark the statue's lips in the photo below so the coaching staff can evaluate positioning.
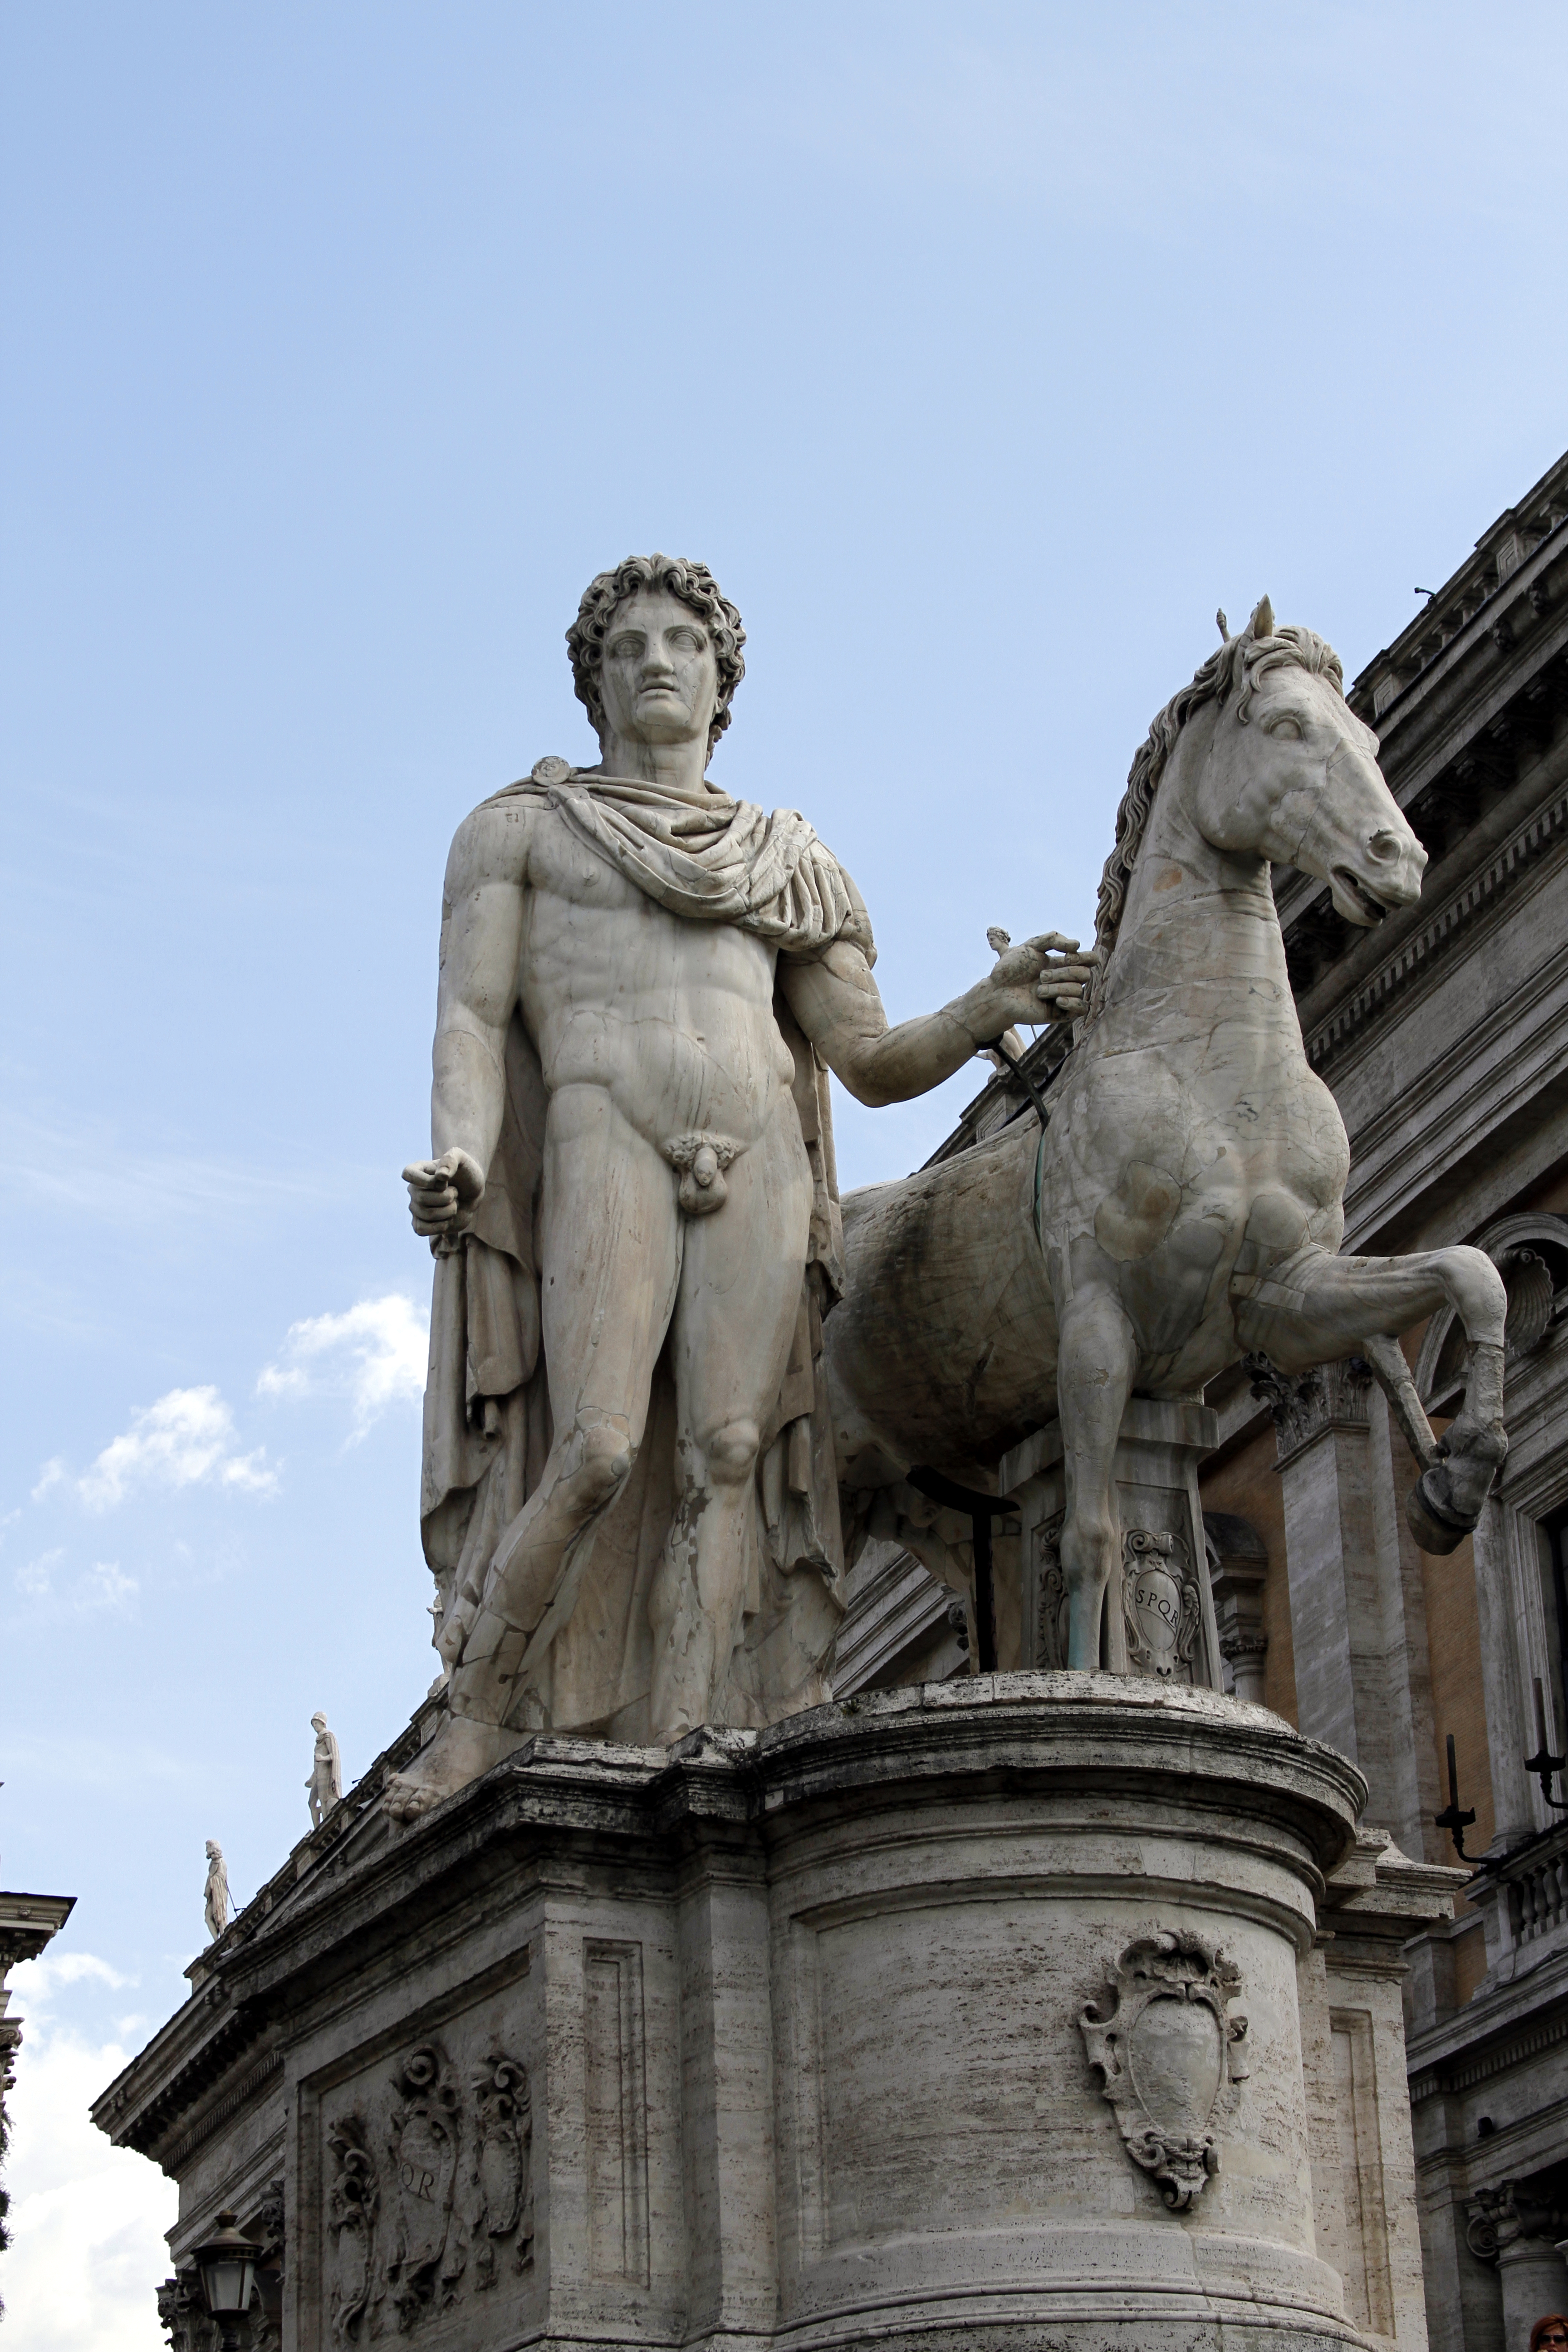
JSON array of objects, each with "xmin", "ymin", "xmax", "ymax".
[{"xmin": 1331, "ymin": 865, "xmax": 1396, "ymax": 925}]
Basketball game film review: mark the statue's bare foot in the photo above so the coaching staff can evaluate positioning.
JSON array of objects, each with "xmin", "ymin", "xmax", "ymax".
[{"xmin": 383, "ymin": 1713, "xmax": 525, "ymax": 1823}]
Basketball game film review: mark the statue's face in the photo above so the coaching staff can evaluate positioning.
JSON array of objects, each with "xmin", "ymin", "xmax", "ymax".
[{"xmin": 598, "ymin": 588, "xmax": 719, "ymax": 754}]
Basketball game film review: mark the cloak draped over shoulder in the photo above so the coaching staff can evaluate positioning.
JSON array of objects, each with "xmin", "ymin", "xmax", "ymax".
[{"xmin": 419, "ymin": 763, "xmax": 872, "ymax": 1742}]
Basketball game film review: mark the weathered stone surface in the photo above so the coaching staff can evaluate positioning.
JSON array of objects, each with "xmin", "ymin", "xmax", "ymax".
[
  {"xmin": 391, "ymin": 553, "xmax": 1089, "ymax": 1817},
  {"xmin": 97, "ymin": 1679, "xmax": 1436, "ymax": 2352},
  {"xmin": 826, "ymin": 603, "xmax": 1510, "ymax": 1684}
]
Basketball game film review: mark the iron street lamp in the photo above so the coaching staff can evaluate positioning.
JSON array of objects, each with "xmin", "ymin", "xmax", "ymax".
[{"xmin": 191, "ymin": 2209, "xmax": 259, "ymax": 2349}]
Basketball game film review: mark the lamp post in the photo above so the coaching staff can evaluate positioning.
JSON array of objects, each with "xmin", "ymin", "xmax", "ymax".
[{"xmin": 191, "ymin": 2209, "xmax": 259, "ymax": 2350}]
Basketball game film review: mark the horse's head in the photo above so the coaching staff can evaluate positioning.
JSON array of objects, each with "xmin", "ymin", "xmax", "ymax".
[{"xmin": 1194, "ymin": 599, "xmax": 1426, "ymax": 925}]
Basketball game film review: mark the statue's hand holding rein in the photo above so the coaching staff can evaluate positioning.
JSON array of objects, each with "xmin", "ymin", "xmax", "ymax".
[
  {"xmin": 403, "ymin": 1148, "xmax": 485, "ymax": 1253},
  {"xmin": 980, "ymin": 929, "xmax": 1098, "ymax": 1027}
]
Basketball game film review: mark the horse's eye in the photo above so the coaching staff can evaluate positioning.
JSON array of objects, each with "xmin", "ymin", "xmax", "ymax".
[{"xmin": 1270, "ymin": 717, "xmax": 1303, "ymax": 740}]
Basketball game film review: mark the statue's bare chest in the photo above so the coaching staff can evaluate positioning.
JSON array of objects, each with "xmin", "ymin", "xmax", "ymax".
[{"xmin": 524, "ymin": 809, "xmax": 652, "ymax": 914}]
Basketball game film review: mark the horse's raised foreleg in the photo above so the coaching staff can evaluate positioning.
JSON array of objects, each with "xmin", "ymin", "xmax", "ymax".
[
  {"xmin": 1056, "ymin": 1289, "xmax": 1139, "ymax": 1670},
  {"xmin": 1239, "ymin": 1242, "xmax": 1508, "ymax": 1554}
]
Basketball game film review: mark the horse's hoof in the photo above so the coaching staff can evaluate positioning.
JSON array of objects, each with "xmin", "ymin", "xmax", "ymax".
[{"xmin": 1406, "ymin": 1466, "xmax": 1475, "ymax": 1556}]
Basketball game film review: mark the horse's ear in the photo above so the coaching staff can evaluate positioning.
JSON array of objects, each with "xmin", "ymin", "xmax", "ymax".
[
  {"xmin": 1215, "ymin": 608, "xmax": 1230, "ymax": 642},
  {"xmin": 1249, "ymin": 595, "xmax": 1275, "ymax": 639}
]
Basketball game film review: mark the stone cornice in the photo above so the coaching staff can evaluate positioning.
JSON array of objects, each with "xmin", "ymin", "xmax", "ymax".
[
  {"xmin": 1274, "ymin": 466, "xmax": 1568, "ymax": 1058},
  {"xmin": 1335, "ymin": 930, "xmax": 1568, "ymax": 1253},
  {"xmin": 0, "ymin": 1890, "xmax": 75, "ymax": 1969},
  {"xmin": 1409, "ymin": 1991, "xmax": 1568, "ymax": 2107},
  {"xmin": 1348, "ymin": 448, "xmax": 1568, "ymax": 732},
  {"xmin": 96, "ymin": 1681, "xmax": 1365, "ymax": 2163},
  {"xmin": 161, "ymin": 2046, "xmax": 283, "ymax": 2171},
  {"xmin": 1301, "ymin": 773, "xmax": 1568, "ymax": 1076}
]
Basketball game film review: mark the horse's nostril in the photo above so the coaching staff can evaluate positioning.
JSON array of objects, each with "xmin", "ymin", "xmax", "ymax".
[{"xmin": 1369, "ymin": 831, "xmax": 1402, "ymax": 862}]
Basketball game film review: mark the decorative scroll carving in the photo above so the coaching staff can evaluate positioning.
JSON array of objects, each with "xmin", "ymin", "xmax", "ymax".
[
  {"xmin": 1466, "ymin": 2176, "xmax": 1568, "ymax": 2264},
  {"xmin": 1248, "ymin": 1353, "xmax": 1373, "ymax": 1464},
  {"xmin": 327, "ymin": 2112, "xmax": 380, "ymax": 2343},
  {"xmin": 324, "ymin": 2033, "xmax": 534, "ymax": 2339},
  {"xmin": 1465, "ymin": 2200, "xmax": 1499, "ymax": 2263},
  {"xmin": 386, "ymin": 2045, "xmax": 465, "ymax": 2326},
  {"xmin": 1035, "ymin": 1516, "xmax": 1068, "ymax": 1669},
  {"xmin": 1121, "ymin": 1530, "xmax": 1201, "ymax": 1681},
  {"xmin": 1080, "ymin": 1929, "xmax": 1249, "ymax": 2211},
  {"xmin": 250, "ymin": 2176, "xmax": 286, "ymax": 2351},
  {"xmin": 469, "ymin": 2054, "xmax": 534, "ymax": 2287},
  {"xmin": 157, "ymin": 2269, "xmax": 217, "ymax": 2352}
]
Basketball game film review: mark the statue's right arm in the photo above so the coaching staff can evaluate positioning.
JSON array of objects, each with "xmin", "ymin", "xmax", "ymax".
[{"xmin": 403, "ymin": 804, "xmax": 529, "ymax": 1243}]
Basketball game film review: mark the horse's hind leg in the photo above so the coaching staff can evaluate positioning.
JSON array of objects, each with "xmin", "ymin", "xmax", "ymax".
[
  {"xmin": 1240, "ymin": 1242, "xmax": 1507, "ymax": 1554},
  {"xmin": 1056, "ymin": 1290, "xmax": 1139, "ymax": 1671}
]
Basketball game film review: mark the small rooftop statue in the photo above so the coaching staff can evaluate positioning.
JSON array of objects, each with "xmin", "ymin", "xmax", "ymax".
[
  {"xmin": 203, "ymin": 1841, "xmax": 228, "ymax": 1942},
  {"xmin": 306, "ymin": 1713, "xmax": 343, "ymax": 1830}
]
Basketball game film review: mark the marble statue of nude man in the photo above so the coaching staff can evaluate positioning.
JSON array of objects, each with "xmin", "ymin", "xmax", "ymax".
[{"xmin": 386, "ymin": 554, "xmax": 1089, "ymax": 1818}]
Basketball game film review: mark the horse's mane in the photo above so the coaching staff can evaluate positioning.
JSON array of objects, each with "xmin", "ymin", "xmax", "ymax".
[{"xmin": 1084, "ymin": 621, "xmax": 1344, "ymax": 1022}]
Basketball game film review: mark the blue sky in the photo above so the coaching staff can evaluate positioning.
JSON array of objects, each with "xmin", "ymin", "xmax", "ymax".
[{"xmin": 5, "ymin": 5, "xmax": 1568, "ymax": 2341}]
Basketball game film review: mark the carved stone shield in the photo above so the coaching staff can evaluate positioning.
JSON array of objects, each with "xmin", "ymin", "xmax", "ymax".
[
  {"xmin": 1127, "ymin": 1990, "xmax": 1223, "ymax": 2136},
  {"xmin": 1080, "ymin": 1929, "xmax": 1248, "ymax": 2210},
  {"xmin": 1122, "ymin": 1529, "xmax": 1201, "ymax": 1683},
  {"xmin": 385, "ymin": 2044, "xmax": 461, "ymax": 2323},
  {"xmin": 392, "ymin": 2106, "xmax": 456, "ymax": 2270}
]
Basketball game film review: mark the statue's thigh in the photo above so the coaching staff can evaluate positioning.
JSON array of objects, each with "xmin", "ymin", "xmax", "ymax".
[
  {"xmin": 672, "ymin": 1106, "xmax": 812, "ymax": 1435},
  {"xmin": 539, "ymin": 1086, "xmax": 682, "ymax": 1420}
]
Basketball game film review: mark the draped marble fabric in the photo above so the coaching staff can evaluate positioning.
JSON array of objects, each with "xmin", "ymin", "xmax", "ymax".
[{"xmin": 419, "ymin": 767, "xmax": 870, "ymax": 1742}]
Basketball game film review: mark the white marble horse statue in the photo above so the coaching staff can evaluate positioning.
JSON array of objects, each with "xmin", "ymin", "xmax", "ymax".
[{"xmin": 826, "ymin": 600, "xmax": 1508, "ymax": 1671}]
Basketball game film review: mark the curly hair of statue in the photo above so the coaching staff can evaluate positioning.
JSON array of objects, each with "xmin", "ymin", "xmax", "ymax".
[
  {"xmin": 1084, "ymin": 604, "xmax": 1344, "ymax": 1024},
  {"xmin": 566, "ymin": 553, "xmax": 747, "ymax": 754}
]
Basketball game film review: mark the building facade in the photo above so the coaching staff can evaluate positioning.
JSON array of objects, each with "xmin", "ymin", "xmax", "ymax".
[{"xmin": 833, "ymin": 448, "xmax": 1568, "ymax": 2352}]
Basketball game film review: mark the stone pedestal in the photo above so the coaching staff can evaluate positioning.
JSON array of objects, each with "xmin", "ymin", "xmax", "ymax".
[
  {"xmin": 98, "ymin": 1677, "xmax": 1405, "ymax": 2352},
  {"xmin": 1000, "ymin": 1399, "xmax": 1225, "ymax": 1686}
]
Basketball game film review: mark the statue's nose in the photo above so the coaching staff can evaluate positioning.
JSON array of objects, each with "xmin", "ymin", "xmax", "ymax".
[{"xmin": 1367, "ymin": 824, "xmax": 1426, "ymax": 900}]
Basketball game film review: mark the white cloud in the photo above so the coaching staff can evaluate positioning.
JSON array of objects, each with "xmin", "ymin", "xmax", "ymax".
[
  {"xmin": 17, "ymin": 1546, "xmax": 63, "ymax": 1596},
  {"xmin": 78, "ymin": 1387, "xmax": 276, "ymax": 1511},
  {"xmin": 85, "ymin": 1560, "xmax": 139, "ymax": 1611},
  {"xmin": 13, "ymin": 1551, "xmax": 140, "ymax": 1619},
  {"xmin": 31, "ymin": 1455, "xmax": 66, "ymax": 1500},
  {"xmin": 1, "ymin": 1973, "xmax": 176, "ymax": 2351},
  {"xmin": 257, "ymin": 1293, "xmax": 428, "ymax": 1438},
  {"xmin": 19, "ymin": 1950, "xmax": 132, "ymax": 2004}
]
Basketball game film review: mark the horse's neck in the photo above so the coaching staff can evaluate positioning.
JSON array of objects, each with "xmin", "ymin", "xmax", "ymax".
[{"xmin": 1099, "ymin": 725, "xmax": 1296, "ymax": 1031}]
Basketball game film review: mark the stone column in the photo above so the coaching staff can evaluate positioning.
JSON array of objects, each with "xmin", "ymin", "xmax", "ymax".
[
  {"xmin": 1465, "ymin": 2182, "xmax": 1568, "ymax": 2350},
  {"xmin": 1205, "ymin": 1512, "xmax": 1269, "ymax": 1703},
  {"xmin": 1500, "ymin": 2233, "xmax": 1568, "ymax": 2350},
  {"xmin": 674, "ymin": 1818, "xmax": 777, "ymax": 2346},
  {"xmin": 1310, "ymin": 1828, "xmax": 1466, "ymax": 2349},
  {"xmin": 1473, "ymin": 1498, "xmax": 1539, "ymax": 1851},
  {"xmin": 1253, "ymin": 1356, "xmax": 1439, "ymax": 1853}
]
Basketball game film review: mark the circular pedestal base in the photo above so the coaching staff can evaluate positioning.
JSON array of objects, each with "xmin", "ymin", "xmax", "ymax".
[{"xmin": 755, "ymin": 1673, "xmax": 1369, "ymax": 2351}]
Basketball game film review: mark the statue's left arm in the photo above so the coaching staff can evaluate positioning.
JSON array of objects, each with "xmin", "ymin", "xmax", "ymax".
[{"xmin": 780, "ymin": 934, "xmax": 1093, "ymax": 1108}]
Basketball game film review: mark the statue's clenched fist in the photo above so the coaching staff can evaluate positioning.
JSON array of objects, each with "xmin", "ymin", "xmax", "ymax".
[{"xmin": 402, "ymin": 1147, "xmax": 485, "ymax": 1248}]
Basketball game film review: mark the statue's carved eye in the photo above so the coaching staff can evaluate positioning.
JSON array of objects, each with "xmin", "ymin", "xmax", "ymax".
[{"xmin": 1269, "ymin": 715, "xmax": 1303, "ymax": 740}]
